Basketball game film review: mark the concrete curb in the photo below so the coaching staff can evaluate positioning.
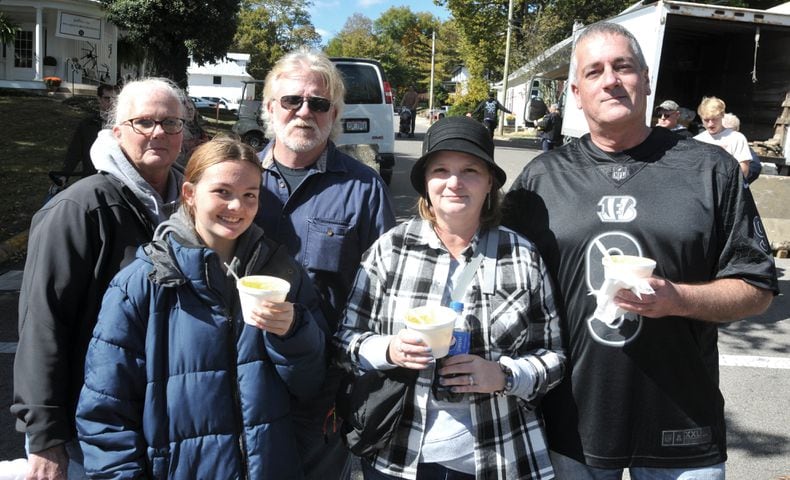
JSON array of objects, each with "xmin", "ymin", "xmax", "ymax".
[{"xmin": 0, "ymin": 230, "xmax": 28, "ymax": 267}]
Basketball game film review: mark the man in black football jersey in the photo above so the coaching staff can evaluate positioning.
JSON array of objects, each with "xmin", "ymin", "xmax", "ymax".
[{"xmin": 503, "ymin": 21, "xmax": 778, "ymax": 480}]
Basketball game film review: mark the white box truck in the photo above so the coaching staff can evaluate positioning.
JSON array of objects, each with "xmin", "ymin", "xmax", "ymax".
[{"xmin": 526, "ymin": 1, "xmax": 790, "ymax": 172}]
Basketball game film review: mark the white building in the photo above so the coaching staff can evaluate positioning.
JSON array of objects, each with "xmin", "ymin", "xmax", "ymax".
[
  {"xmin": 0, "ymin": 0, "xmax": 118, "ymax": 91},
  {"xmin": 187, "ymin": 53, "xmax": 255, "ymax": 103},
  {"xmin": 447, "ymin": 65, "xmax": 470, "ymax": 96}
]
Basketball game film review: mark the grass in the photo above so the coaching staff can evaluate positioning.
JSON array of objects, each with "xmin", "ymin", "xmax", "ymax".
[
  {"xmin": 0, "ymin": 92, "xmax": 235, "ymax": 248},
  {"xmin": 0, "ymin": 92, "xmax": 88, "ymax": 245}
]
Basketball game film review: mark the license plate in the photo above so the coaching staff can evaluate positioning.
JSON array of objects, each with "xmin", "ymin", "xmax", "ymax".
[{"xmin": 344, "ymin": 119, "xmax": 369, "ymax": 133}]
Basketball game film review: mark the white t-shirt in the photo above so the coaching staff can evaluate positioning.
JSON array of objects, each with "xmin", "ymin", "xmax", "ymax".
[{"xmin": 694, "ymin": 128, "xmax": 752, "ymax": 162}]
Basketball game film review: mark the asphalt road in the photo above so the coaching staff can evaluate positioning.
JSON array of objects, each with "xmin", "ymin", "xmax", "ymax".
[{"xmin": 1, "ymin": 116, "xmax": 788, "ymax": 479}]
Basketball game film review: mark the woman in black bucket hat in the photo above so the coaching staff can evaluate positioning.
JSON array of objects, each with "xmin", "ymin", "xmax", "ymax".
[{"xmin": 336, "ymin": 116, "xmax": 566, "ymax": 479}]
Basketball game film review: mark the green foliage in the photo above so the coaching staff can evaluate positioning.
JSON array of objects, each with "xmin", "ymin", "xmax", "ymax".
[
  {"xmin": 325, "ymin": 6, "xmax": 459, "ymax": 112},
  {"xmin": 102, "ymin": 0, "xmax": 242, "ymax": 87},
  {"xmin": 232, "ymin": 0, "xmax": 321, "ymax": 81},
  {"xmin": 325, "ymin": 14, "xmax": 380, "ymax": 58},
  {"xmin": 0, "ymin": 12, "xmax": 20, "ymax": 46},
  {"xmin": 435, "ymin": 0, "xmax": 644, "ymax": 97}
]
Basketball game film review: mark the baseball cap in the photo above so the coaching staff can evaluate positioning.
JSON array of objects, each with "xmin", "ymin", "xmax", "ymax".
[
  {"xmin": 410, "ymin": 116, "xmax": 507, "ymax": 196},
  {"xmin": 655, "ymin": 100, "xmax": 679, "ymax": 113}
]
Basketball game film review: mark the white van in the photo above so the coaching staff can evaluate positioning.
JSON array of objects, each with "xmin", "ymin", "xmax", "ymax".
[{"xmin": 330, "ymin": 58, "xmax": 395, "ymax": 184}]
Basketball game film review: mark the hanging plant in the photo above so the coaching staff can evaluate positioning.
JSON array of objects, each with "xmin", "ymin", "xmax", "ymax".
[{"xmin": 0, "ymin": 12, "xmax": 21, "ymax": 46}]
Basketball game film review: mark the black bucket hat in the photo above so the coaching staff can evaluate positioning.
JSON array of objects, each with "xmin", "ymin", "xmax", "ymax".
[{"xmin": 410, "ymin": 116, "xmax": 507, "ymax": 196}]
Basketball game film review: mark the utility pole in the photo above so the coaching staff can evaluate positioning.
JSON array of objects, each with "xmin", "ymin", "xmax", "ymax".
[
  {"xmin": 498, "ymin": 0, "xmax": 515, "ymax": 136},
  {"xmin": 429, "ymin": 30, "xmax": 436, "ymax": 124}
]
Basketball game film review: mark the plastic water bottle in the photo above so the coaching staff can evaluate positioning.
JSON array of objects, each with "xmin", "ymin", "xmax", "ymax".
[{"xmin": 432, "ymin": 301, "xmax": 471, "ymax": 402}]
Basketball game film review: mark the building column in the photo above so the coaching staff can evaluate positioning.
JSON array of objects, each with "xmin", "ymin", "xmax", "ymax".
[{"xmin": 34, "ymin": 6, "xmax": 43, "ymax": 80}]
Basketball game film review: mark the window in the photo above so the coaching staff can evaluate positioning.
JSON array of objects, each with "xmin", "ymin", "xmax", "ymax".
[
  {"xmin": 213, "ymin": 76, "xmax": 221, "ymax": 85},
  {"xmin": 334, "ymin": 64, "xmax": 382, "ymax": 104},
  {"xmin": 14, "ymin": 30, "xmax": 33, "ymax": 68}
]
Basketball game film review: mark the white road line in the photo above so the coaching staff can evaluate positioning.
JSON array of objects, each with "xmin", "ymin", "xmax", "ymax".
[{"xmin": 719, "ymin": 354, "xmax": 790, "ymax": 369}]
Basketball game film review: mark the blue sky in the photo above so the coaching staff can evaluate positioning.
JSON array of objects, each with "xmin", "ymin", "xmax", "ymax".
[{"xmin": 309, "ymin": 0, "xmax": 451, "ymax": 44}]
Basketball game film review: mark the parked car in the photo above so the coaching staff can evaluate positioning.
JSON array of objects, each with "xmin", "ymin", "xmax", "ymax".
[
  {"xmin": 232, "ymin": 80, "xmax": 268, "ymax": 151},
  {"xmin": 201, "ymin": 96, "xmax": 241, "ymax": 114},
  {"xmin": 429, "ymin": 105, "xmax": 450, "ymax": 121},
  {"xmin": 330, "ymin": 57, "xmax": 395, "ymax": 185},
  {"xmin": 190, "ymin": 96, "xmax": 217, "ymax": 109}
]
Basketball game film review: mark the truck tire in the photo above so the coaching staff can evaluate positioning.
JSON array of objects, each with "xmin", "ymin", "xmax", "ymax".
[{"xmin": 242, "ymin": 131, "xmax": 268, "ymax": 151}]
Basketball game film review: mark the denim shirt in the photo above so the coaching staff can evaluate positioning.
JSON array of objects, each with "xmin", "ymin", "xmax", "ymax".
[{"xmin": 256, "ymin": 140, "xmax": 396, "ymax": 331}]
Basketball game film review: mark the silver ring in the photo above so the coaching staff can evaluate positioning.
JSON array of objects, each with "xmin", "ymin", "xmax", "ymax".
[{"xmin": 469, "ymin": 375, "xmax": 474, "ymax": 386}]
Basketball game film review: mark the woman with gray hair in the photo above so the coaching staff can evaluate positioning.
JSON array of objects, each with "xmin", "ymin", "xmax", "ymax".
[{"xmin": 12, "ymin": 77, "xmax": 187, "ymax": 479}]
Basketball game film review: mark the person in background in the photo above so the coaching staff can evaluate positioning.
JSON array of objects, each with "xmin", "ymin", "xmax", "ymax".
[
  {"xmin": 401, "ymin": 85, "xmax": 420, "ymax": 138},
  {"xmin": 654, "ymin": 99, "xmax": 693, "ymax": 138},
  {"xmin": 472, "ymin": 92, "xmax": 511, "ymax": 138},
  {"xmin": 59, "ymin": 83, "xmax": 119, "ymax": 180},
  {"xmin": 537, "ymin": 103, "xmax": 563, "ymax": 151},
  {"xmin": 336, "ymin": 116, "xmax": 564, "ymax": 480},
  {"xmin": 255, "ymin": 48, "xmax": 396, "ymax": 480},
  {"xmin": 722, "ymin": 112, "xmax": 762, "ymax": 183},
  {"xmin": 503, "ymin": 21, "xmax": 777, "ymax": 479},
  {"xmin": 12, "ymin": 78, "xmax": 186, "ymax": 480},
  {"xmin": 76, "ymin": 138, "xmax": 327, "ymax": 478},
  {"xmin": 178, "ymin": 96, "xmax": 210, "ymax": 166},
  {"xmin": 694, "ymin": 96, "xmax": 753, "ymax": 179}
]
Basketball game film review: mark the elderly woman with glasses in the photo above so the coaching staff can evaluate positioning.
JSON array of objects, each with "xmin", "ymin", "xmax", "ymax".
[{"xmin": 12, "ymin": 77, "xmax": 187, "ymax": 479}]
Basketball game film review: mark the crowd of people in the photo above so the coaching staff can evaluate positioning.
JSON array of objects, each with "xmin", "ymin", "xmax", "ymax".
[{"xmin": 10, "ymin": 23, "xmax": 779, "ymax": 480}]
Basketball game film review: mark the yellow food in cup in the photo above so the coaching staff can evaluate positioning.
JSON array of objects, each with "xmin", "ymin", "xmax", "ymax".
[
  {"xmin": 406, "ymin": 312, "xmax": 436, "ymax": 325},
  {"xmin": 240, "ymin": 279, "xmax": 277, "ymax": 290}
]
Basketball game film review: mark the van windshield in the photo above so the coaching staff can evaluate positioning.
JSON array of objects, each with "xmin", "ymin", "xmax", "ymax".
[{"xmin": 335, "ymin": 64, "xmax": 383, "ymax": 104}]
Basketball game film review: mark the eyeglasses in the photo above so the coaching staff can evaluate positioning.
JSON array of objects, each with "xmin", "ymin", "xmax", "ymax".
[
  {"xmin": 123, "ymin": 117, "xmax": 185, "ymax": 135},
  {"xmin": 278, "ymin": 95, "xmax": 332, "ymax": 113},
  {"xmin": 658, "ymin": 111, "xmax": 678, "ymax": 119}
]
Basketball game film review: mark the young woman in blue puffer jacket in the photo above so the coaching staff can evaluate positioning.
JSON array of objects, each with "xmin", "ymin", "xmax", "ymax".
[{"xmin": 76, "ymin": 138, "xmax": 328, "ymax": 479}]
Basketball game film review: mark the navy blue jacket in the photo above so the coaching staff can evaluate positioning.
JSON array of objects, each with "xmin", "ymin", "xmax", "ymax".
[
  {"xmin": 256, "ymin": 141, "xmax": 395, "ymax": 331},
  {"xmin": 76, "ymin": 228, "xmax": 326, "ymax": 479}
]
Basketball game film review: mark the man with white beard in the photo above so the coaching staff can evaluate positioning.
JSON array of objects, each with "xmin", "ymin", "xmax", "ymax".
[{"xmin": 254, "ymin": 48, "xmax": 396, "ymax": 480}]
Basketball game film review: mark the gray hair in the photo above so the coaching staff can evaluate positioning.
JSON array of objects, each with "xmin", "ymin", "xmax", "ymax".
[
  {"xmin": 261, "ymin": 48, "xmax": 346, "ymax": 139},
  {"xmin": 109, "ymin": 77, "xmax": 187, "ymax": 128},
  {"xmin": 571, "ymin": 22, "xmax": 648, "ymax": 83}
]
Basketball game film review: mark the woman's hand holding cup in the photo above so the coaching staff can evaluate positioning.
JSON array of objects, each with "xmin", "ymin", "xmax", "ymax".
[{"xmin": 388, "ymin": 329, "xmax": 434, "ymax": 369}]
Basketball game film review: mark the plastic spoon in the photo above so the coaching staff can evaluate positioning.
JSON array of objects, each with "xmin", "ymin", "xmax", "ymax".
[
  {"xmin": 594, "ymin": 239, "xmax": 611, "ymax": 260},
  {"xmin": 223, "ymin": 262, "xmax": 241, "ymax": 283}
]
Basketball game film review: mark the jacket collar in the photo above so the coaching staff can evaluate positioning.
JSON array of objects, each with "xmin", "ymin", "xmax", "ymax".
[{"xmin": 259, "ymin": 140, "xmax": 349, "ymax": 176}]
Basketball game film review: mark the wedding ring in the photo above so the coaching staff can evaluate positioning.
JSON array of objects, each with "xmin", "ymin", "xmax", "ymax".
[{"xmin": 469, "ymin": 375, "xmax": 475, "ymax": 386}]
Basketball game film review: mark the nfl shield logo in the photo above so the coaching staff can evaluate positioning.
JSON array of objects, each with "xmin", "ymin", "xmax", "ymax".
[{"xmin": 612, "ymin": 166, "xmax": 628, "ymax": 181}]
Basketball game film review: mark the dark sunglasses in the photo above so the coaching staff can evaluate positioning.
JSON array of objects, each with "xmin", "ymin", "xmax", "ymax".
[{"xmin": 278, "ymin": 95, "xmax": 332, "ymax": 113}]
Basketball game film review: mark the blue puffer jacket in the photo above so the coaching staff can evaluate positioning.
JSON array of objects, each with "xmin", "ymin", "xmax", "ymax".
[{"xmin": 76, "ymin": 219, "xmax": 326, "ymax": 479}]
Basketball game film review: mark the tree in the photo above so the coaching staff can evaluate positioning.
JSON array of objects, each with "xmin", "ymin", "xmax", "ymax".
[
  {"xmin": 102, "ymin": 0, "xmax": 242, "ymax": 88},
  {"xmin": 232, "ymin": 0, "xmax": 321, "ymax": 81},
  {"xmin": 436, "ymin": 0, "xmax": 635, "ymax": 105},
  {"xmin": 325, "ymin": 14, "xmax": 379, "ymax": 59}
]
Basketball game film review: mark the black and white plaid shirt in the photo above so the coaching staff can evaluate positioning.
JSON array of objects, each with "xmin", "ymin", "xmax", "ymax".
[{"xmin": 336, "ymin": 218, "xmax": 565, "ymax": 479}]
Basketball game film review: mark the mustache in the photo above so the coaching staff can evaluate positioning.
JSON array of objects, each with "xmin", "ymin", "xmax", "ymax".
[{"xmin": 288, "ymin": 118, "xmax": 318, "ymax": 129}]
